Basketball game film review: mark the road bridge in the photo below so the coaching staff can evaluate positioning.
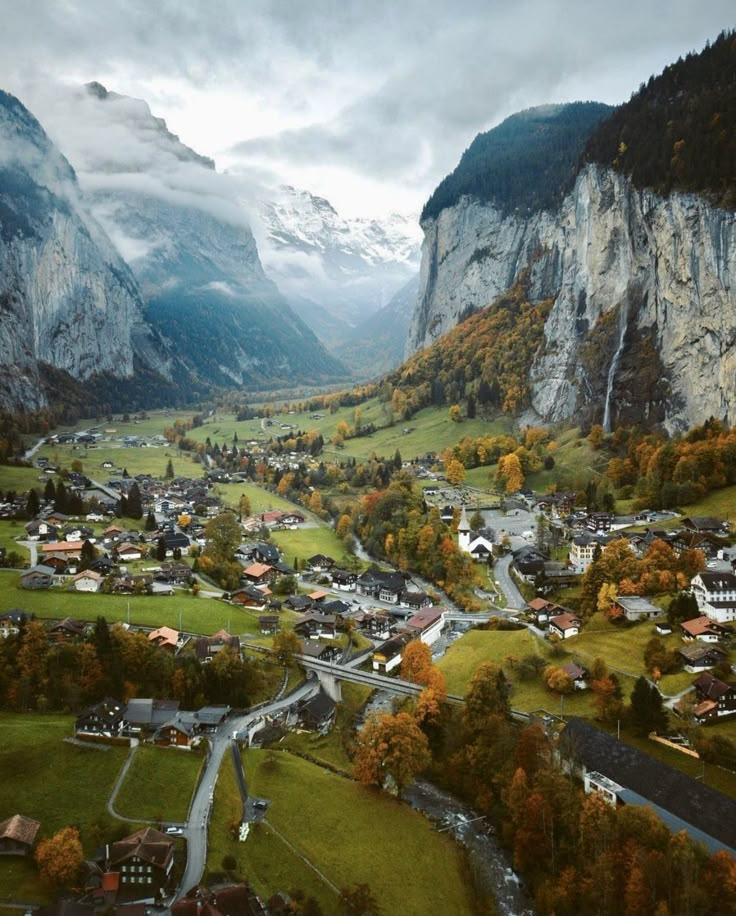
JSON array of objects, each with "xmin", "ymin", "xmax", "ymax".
[{"xmin": 296, "ymin": 654, "xmax": 465, "ymax": 705}]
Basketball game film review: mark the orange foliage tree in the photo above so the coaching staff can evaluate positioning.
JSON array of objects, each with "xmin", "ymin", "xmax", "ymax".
[
  {"xmin": 35, "ymin": 826, "xmax": 84, "ymax": 888},
  {"xmin": 352, "ymin": 711, "xmax": 430, "ymax": 797}
]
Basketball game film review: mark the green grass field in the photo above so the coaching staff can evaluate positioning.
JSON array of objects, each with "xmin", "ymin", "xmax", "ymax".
[
  {"xmin": 0, "ymin": 465, "xmax": 50, "ymax": 495},
  {"xmin": 271, "ymin": 527, "xmax": 351, "ymax": 569},
  {"xmin": 34, "ymin": 442, "xmax": 199, "ymax": 481},
  {"xmin": 208, "ymin": 750, "xmax": 339, "ymax": 913},
  {"xmin": 0, "ymin": 713, "xmax": 128, "ymax": 847},
  {"xmin": 114, "ymin": 745, "xmax": 204, "ymax": 822},
  {"xmin": 0, "ymin": 570, "xmax": 264, "ymax": 636},
  {"xmin": 438, "ymin": 628, "xmax": 599, "ymax": 716},
  {"xmin": 526, "ymin": 427, "xmax": 604, "ymax": 491},
  {"xmin": 0, "ymin": 520, "xmax": 30, "ymax": 560},
  {"xmin": 562, "ymin": 613, "xmax": 710, "ymax": 697},
  {"xmin": 242, "ymin": 750, "xmax": 475, "ymax": 916}
]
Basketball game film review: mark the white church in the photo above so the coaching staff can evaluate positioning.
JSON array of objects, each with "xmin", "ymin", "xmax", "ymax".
[{"xmin": 457, "ymin": 507, "xmax": 496, "ymax": 561}]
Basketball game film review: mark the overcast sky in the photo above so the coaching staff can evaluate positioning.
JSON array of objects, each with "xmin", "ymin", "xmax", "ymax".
[{"xmin": 1, "ymin": 1, "xmax": 733, "ymax": 217}]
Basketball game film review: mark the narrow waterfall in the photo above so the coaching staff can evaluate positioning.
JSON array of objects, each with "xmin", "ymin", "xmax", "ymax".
[{"xmin": 602, "ymin": 305, "xmax": 629, "ymax": 432}]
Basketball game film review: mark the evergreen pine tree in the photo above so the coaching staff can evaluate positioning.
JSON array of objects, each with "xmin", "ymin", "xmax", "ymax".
[
  {"xmin": 25, "ymin": 488, "xmax": 40, "ymax": 519},
  {"xmin": 43, "ymin": 478, "xmax": 56, "ymax": 503},
  {"xmin": 145, "ymin": 511, "xmax": 156, "ymax": 531},
  {"xmin": 126, "ymin": 483, "xmax": 143, "ymax": 519},
  {"xmin": 164, "ymin": 459, "xmax": 175, "ymax": 480}
]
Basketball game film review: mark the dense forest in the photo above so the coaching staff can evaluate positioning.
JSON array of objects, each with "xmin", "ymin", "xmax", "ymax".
[
  {"xmin": 384, "ymin": 275, "xmax": 553, "ymax": 418},
  {"xmin": 584, "ymin": 30, "xmax": 736, "ymax": 209},
  {"xmin": 422, "ymin": 101, "xmax": 611, "ymax": 220}
]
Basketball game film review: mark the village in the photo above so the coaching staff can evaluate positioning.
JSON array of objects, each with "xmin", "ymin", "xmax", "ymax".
[{"xmin": 2, "ymin": 412, "xmax": 736, "ymax": 915}]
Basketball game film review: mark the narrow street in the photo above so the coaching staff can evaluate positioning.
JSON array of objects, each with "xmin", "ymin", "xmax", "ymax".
[
  {"xmin": 174, "ymin": 681, "xmax": 317, "ymax": 902},
  {"xmin": 492, "ymin": 553, "xmax": 526, "ymax": 610}
]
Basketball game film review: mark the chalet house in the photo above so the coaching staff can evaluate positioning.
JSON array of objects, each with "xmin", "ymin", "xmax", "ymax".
[
  {"xmin": 104, "ymin": 827, "xmax": 175, "ymax": 903},
  {"xmin": 194, "ymin": 630, "xmax": 240, "ymax": 663},
  {"xmin": 678, "ymin": 643, "xmax": 727, "ymax": 673},
  {"xmin": 71, "ymin": 569, "xmax": 103, "ymax": 592},
  {"xmin": 331, "ymin": 568, "xmax": 356, "ymax": 591},
  {"xmin": 297, "ymin": 690, "xmax": 337, "ymax": 732},
  {"xmin": 154, "ymin": 562, "xmax": 191, "ymax": 585},
  {"xmin": 683, "ymin": 516, "xmax": 730, "ymax": 536},
  {"xmin": 560, "ymin": 718, "xmax": 736, "ymax": 855},
  {"xmin": 63, "ymin": 525, "xmax": 95, "ymax": 543},
  {"xmin": 586, "ymin": 513, "xmax": 613, "ymax": 533},
  {"xmin": 356, "ymin": 569, "xmax": 405, "ymax": 603},
  {"xmin": 147, "ymin": 626, "xmax": 180, "ymax": 653},
  {"xmin": 172, "ymin": 883, "xmax": 266, "ymax": 916},
  {"xmin": 230, "ymin": 584, "xmax": 269, "ymax": 607},
  {"xmin": 294, "ymin": 613, "xmax": 337, "ymax": 640},
  {"xmin": 320, "ymin": 598, "xmax": 351, "ymax": 617},
  {"xmin": 284, "ymin": 595, "xmax": 314, "ymax": 613},
  {"xmin": 613, "ymin": 596, "xmax": 662, "ymax": 622},
  {"xmin": 680, "ymin": 616, "xmax": 732, "ymax": 642},
  {"xmin": 47, "ymin": 617, "xmax": 87, "ymax": 642},
  {"xmin": 404, "ymin": 606, "xmax": 444, "ymax": 646},
  {"xmin": 261, "ymin": 510, "xmax": 305, "ymax": 528},
  {"xmin": 0, "ymin": 610, "xmax": 29, "ymax": 638},
  {"xmin": 252, "ymin": 543, "xmax": 280, "ymax": 565},
  {"xmin": 299, "ymin": 640, "xmax": 340, "ymax": 662},
  {"xmin": 548, "ymin": 612, "xmax": 582, "ymax": 640},
  {"xmin": 75, "ymin": 697, "xmax": 125, "ymax": 737},
  {"xmin": 41, "ymin": 553, "xmax": 72, "ymax": 574},
  {"xmin": 24, "ymin": 519, "xmax": 58, "ymax": 542},
  {"xmin": 526, "ymin": 597, "xmax": 559, "ymax": 625},
  {"xmin": 43, "ymin": 511, "xmax": 69, "ymax": 527},
  {"xmin": 41, "ymin": 541, "xmax": 82, "ymax": 560},
  {"xmin": 672, "ymin": 530, "xmax": 726, "ymax": 559},
  {"xmin": 152, "ymin": 714, "xmax": 197, "ymax": 747},
  {"xmin": 20, "ymin": 565, "xmax": 55, "ymax": 590},
  {"xmin": 562, "ymin": 662, "xmax": 588, "ymax": 690},
  {"xmin": 307, "ymin": 554, "xmax": 336, "ymax": 573},
  {"xmin": 258, "ymin": 615, "xmax": 280, "ymax": 635},
  {"xmin": 122, "ymin": 699, "xmax": 180, "ymax": 737},
  {"xmin": 115, "ymin": 543, "xmax": 143, "ymax": 561},
  {"xmin": 400, "ymin": 590, "xmax": 432, "ymax": 611},
  {"xmin": 308, "ymin": 589, "xmax": 329, "ymax": 603},
  {"xmin": 511, "ymin": 545, "xmax": 549, "ymax": 582},
  {"xmin": 687, "ymin": 672, "xmax": 736, "ymax": 722},
  {"xmin": 691, "ymin": 572, "xmax": 736, "ymax": 623},
  {"xmin": 361, "ymin": 613, "xmax": 393, "ymax": 640},
  {"xmin": 241, "ymin": 562, "xmax": 276, "ymax": 586},
  {"xmin": 372, "ymin": 633, "xmax": 410, "ymax": 673},
  {"xmin": 0, "ymin": 814, "xmax": 40, "ymax": 857}
]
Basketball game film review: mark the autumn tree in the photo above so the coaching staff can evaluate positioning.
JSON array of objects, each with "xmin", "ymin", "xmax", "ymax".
[
  {"xmin": 272, "ymin": 629, "xmax": 302, "ymax": 665},
  {"xmin": 495, "ymin": 453, "xmax": 524, "ymax": 494},
  {"xmin": 588, "ymin": 424, "xmax": 605, "ymax": 450},
  {"xmin": 543, "ymin": 665, "xmax": 574, "ymax": 695},
  {"xmin": 353, "ymin": 711, "xmax": 430, "ymax": 797},
  {"xmin": 400, "ymin": 640, "xmax": 433, "ymax": 685},
  {"xmin": 238, "ymin": 493, "xmax": 252, "ymax": 519},
  {"xmin": 35, "ymin": 826, "xmax": 84, "ymax": 887},
  {"xmin": 448, "ymin": 404, "xmax": 462, "ymax": 422},
  {"xmin": 414, "ymin": 668, "xmax": 448, "ymax": 728},
  {"xmin": 445, "ymin": 458, "xmax": 466, "ymax": 486},
  {"xmin": 464, "ymin": 662, "xmax": 511, "ymax": 732},
  {"xmin": 339, "ymin": 883, "xmax": 382, "ymax": 916},
  {"xmin": 203, "ymin": 512, "xmax": 241, "ymax": 563}
]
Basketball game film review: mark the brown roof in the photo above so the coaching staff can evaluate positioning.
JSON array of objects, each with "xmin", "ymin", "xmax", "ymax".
[
  {"xmin": 0, "ymin": 814, "xmax": 40, "ymax": 846},
  {"xmin": 148, "ymin": 626, "xmax": 179, "ymax": 647},
  {"xmin": 528, "ymin": 597, "xmax": 554, "ymax": 612},
  {"xmin": 243, "ymin": 562, "xmax": 273, "ymax": 578},
  {"xmin": 406, "ymin": 607, "xmax": 443, "ymax": 631},
  {"xmin": 109, "ymin": 827, "xmax": 174, "ymax": 869},
  {"xmin": 549, "ymin": 612, "xmax": 581, "ymax": 630},
  {"xmin": 40, "ymin": 541, "xmax": 82, "ymax": 553},
  {"xmin": 681, "ymin": 616, "xmax": 723, "ymax": 638}
]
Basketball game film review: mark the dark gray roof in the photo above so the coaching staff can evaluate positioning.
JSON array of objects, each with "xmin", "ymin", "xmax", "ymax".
[{"xmin": 562, "ymin": 718, "xmax": 736, "ymax": 850}]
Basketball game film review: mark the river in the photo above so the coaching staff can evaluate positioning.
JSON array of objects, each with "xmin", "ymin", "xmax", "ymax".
[{"xmin": 356, "ymin": 688, "xmax": 533, "ymax": 916}]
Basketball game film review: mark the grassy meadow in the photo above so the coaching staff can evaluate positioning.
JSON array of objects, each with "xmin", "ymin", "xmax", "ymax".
[
  {"xmin": 114, "ymin": 745, "xmax": 204, "ymax": 822},
  {"xmin": 241, "ymin": 749, "xmax": 476, "ymax": 916}
]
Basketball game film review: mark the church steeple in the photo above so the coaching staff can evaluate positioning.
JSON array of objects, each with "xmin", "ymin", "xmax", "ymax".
[{"xmin": 458, "ymin": 506, "xmax": 471, "ymax": 552}]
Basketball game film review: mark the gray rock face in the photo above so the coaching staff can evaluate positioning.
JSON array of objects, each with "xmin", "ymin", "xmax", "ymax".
[
  {"xmin": 407, "ymin": 164, "xmax": 736, "ymax": 431},
  {"xmin": 0, "ymin": 90, "xmax": 169, "ymax": 410}
]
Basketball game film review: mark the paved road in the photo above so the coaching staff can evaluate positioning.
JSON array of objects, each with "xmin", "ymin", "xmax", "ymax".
[
  {"xmin": 492, "ymin": 554, "xmax": 526, "ymax": 610},
  {"xmin": 174, "ymin": 680, "xmax": 317, "ymax": 902}
]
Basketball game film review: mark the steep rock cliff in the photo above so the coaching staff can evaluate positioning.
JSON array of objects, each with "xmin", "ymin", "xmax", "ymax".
[
  {"xmin": 407, "ymin": 164, "xmax": 736, "ymax": 432},
  {"xmin": 0, "ymin": 90, "xmax": 170, "ymax": 411}
]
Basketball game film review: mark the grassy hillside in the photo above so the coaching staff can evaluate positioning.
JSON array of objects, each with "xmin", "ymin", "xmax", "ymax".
[{"xmin": 241, "ymin": 749, "xmax": 475, "ymax": 916}]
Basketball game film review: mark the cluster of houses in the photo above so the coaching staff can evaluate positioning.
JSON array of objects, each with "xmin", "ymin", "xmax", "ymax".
[{"xmin": 2, "ymin": 809, "xmax": 266, "ymax": 913}]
